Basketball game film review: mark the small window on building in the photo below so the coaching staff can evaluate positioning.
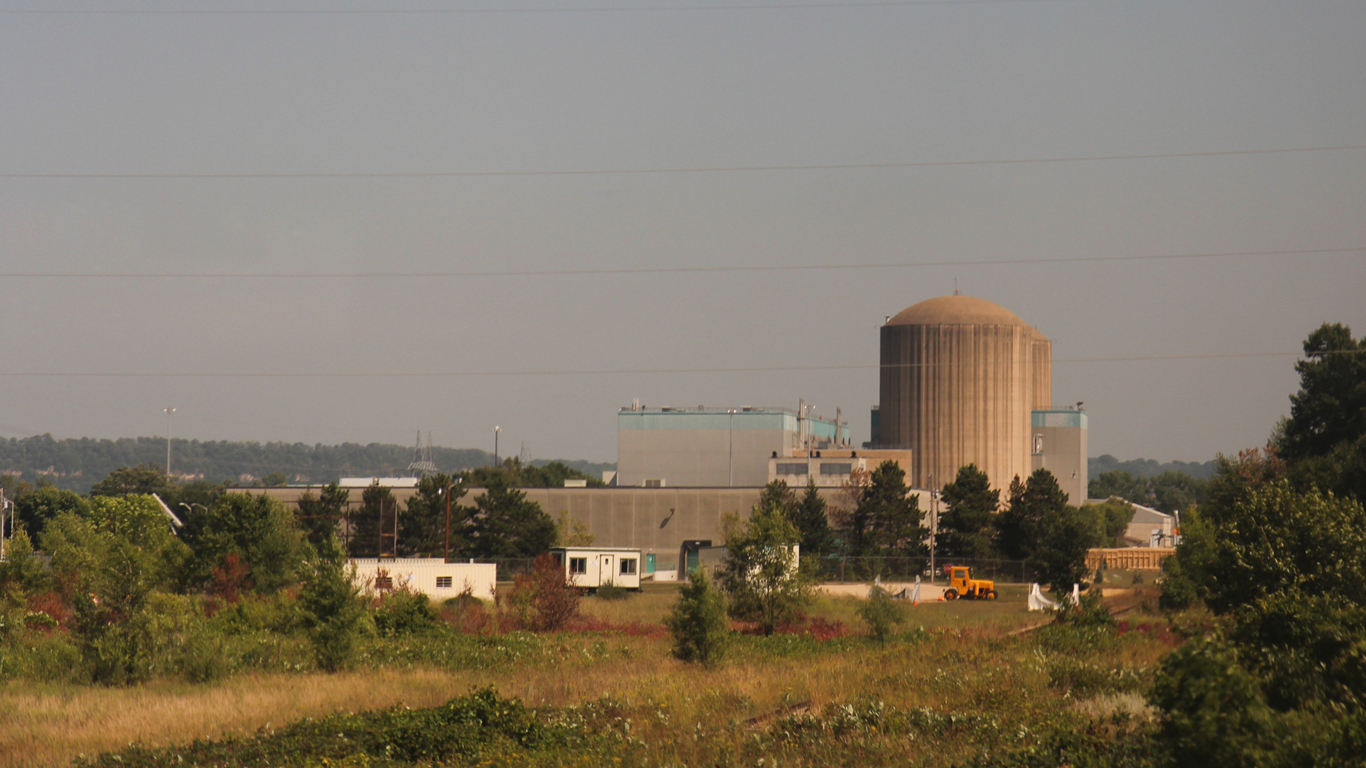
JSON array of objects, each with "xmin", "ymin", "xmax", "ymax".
[
  {"xmin": 435, "ymin": 576, "xmax": 453, "ymax": 589},
  {"xmin": 569, "ymin": 557, "xmax": 588, "ymax": 575},
  {"xmin": 775, "ymin": 463, "xmax": 808, "ymax": 476},
  {"xmin": 644, "ymin": 478, "xmax": 665, "ymax": 488},
  {"xmin": 1033, "ymin": 434, "xmax": 1045, "ymax": 454},
  {"xmin": 375, "ymin": 575, "xmax": 393, "ymax": 590},
  {"xmin": 819, "ymin": 463, "xmax": 852, "ymax": 476},
  {"xmin": 620, "ymin": 558, "xmax": 637, "ymax": 575}
]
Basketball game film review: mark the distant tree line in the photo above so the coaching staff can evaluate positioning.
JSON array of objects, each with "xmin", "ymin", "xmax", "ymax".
[{"xmin": 0, "ymin": 434, "xmax": 614, "ymax": 494}]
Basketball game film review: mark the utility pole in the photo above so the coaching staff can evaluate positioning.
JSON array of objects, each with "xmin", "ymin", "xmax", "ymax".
[
  {"xmin": 928, "ymin": 474, "xmax": 938, "ymax": 583},
  {"xmin": 163, "ymin": 407, "xmax": 176, "ymax": 476},
  {"xmin": 444, "ymin": 479, "xmax": 452, "ymax": 562}
]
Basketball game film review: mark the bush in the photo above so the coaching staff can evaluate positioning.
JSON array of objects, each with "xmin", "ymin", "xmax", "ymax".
[
  {"xmin": 595, "ymin": 583, "xmax": 629, "ymax": 601},
  {"xmin": 373, "ymin": 589, "xmax": 443, "ymax": 637},
  {"xmin": 506, "ymin": 553, "xmax": 579, "ymax": 632},
  {"xmin": 858, "ymin": 584, "xmax": 903, "ymax": 647},
  {"xmin": 664, "ymin": 568, "xmax": 728, "ymax": 666},
  {"xmin": 299, "ymin": 536, "xmax": 366, "ymax": 672}
]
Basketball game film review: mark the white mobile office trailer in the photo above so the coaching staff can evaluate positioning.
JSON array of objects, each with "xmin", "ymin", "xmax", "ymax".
[
  {"xmin": 549, "ymin": 547, "xmax": 643, "ymax": 590},
  {"xmin": 350, "ymin": 558, "xmax": 497, "ymax": 601}
]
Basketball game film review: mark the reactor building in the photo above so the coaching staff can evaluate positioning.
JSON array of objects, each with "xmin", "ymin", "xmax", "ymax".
[{"xmin": 873, "ymin": 294, "xmax": 1086, "ymax": 502}]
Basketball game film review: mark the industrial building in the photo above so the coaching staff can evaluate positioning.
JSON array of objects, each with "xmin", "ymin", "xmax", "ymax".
[
  {"xmin": 616, "ymin": 402, "xmax": 850, "ymax": 488},
  {"xmin": 874, "ymin": 294, "xmax": 1052, "ymax": 495},
  {"xmin": 872, "ymin": 294, "xmax": 1086, "ymax": 502},
  {"xmin": 1032, "ymin": 408, "xmax": 1088, "ymax": 505}
]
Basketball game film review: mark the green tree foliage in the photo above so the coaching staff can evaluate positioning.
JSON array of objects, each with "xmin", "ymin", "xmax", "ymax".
[
  {"xmin": 180, "ymin": 493, "xmax": 308, "ymax": 595},
  {"xmin": 464, "ymin": 479, "xmax": 556, "ymax": 559},
  {"xmin": 348, "ymin": 482, "xmax": 392, "ymax": 558},
  {"xmin": 847, "ymin": 461, "xmax": 925, "ymax": 558},
  {"xmin": 41, "ymin": 497, "xmax": 188, "ymax": 684},
  {"xmin": 664, "ymin": 567, "xmax": 728, "ymax": 666},
  {"xmin": 294, "ymin": 482, "xmax": 349, "ymax": 548},
  {"xmin": 13, "ymin": 485, "xmax": 89, "ymax": 539},
  {"xmin": 718, "ymin": 492, "xmax": 811, "ymax": 635},
  {"xmin": 1278, "ymin": 322, "xmax": 1366, "ymax": 462},
  {"xmin": 936, "ymin": 464, "xmax": 999, "ymax": 559},
  {"xmin": 399, "ymin": 474, "xmax": 465, "ymax": 558},
  {"xmin": 1274, "ymin": 322, "xmax": 1366, "ymax": 503},
  {"xmin": 1028, "ymin": 504, "xmax": 1102, "ymax": 594},
  {"xmin": 554, "ymin": 511, "xmax": 594, "ymax": 547},
  {"xmin": 1195, "ymin": 479, "xmax": 1366, "ymax": 615},
  {"xmin": 1147, "ymin": 638, "xmax": 1277, "ymax": 767},
  {"xmin": 299, "ymin": 535, "xmax": 367, "ymax": 672},
  {"xmin": 1081, "ymin": 498, "xmax": 1136, "ymax": 547},
  {"xmin": 994, "ymin": 469, "xmax": 1068, "ymax": 561},
  {"xmin": 1088, "ymin": 469, "xmax": 1208, "ymax": 514},
  {"xmin": 858, "ymin": 584, "xmax": 903, "ymax": 647},
  {"xmin": 0, "ymin": 528, "xmax": 50, "ymax": 593},
  {"xmin": 462, "ymin": 457, "xmax": 603, "ymax": 488},
  {"xmin": 791, "ymin": 480, "xmax": 835, "ymax": 561},
  {"xmin": 89, "ymin": 464, "xmax": 174, "ymax": 498}
]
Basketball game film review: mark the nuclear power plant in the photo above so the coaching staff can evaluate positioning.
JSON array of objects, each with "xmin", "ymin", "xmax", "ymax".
[
  {"xmin": 873, "ymin": 294, "xmax": 1058, "ymax": 496},
  {"xmin": 616, "ymin": 292, "xmax": 1087, "ymax": 502}
]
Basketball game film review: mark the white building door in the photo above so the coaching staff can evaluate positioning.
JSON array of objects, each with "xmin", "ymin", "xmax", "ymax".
[{"xmin": 601, "ymin": 555, "xmax": 614, "ymax": 586}]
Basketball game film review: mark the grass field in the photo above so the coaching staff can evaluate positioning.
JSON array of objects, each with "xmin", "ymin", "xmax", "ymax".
[{"xmin": 0, "ymin": 583, "xmax": 1170, "ymax": 767}]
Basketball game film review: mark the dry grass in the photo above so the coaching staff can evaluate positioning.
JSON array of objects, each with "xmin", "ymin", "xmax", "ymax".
[{"xmin": 0, "ymin": 587, "xmax": 1170, "ymax": 767}]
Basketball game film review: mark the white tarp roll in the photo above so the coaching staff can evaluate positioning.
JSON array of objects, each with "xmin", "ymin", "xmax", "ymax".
[
  {"xmin": 909, "ymin": 576, "xmax": 921, "ymax": 604},
  {"xmin": 1027, "ymin": 583, "xmax": 1059, "ymax": 611}
]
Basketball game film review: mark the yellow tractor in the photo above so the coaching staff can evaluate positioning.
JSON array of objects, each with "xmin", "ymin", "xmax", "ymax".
[{"xmin": 943, "ymin": 566, "xmax": 997, "ymax": 601}]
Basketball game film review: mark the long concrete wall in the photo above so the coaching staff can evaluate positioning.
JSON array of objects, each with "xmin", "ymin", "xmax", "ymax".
[{"xmin": 252, "ymin": 486, "xmax": 848, "ymax": 568}]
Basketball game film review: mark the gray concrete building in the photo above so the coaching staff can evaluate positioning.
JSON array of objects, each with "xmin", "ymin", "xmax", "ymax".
[
  {"xmin": 616, "ymin": 404, "xmax": 849, "ymax": 488},
  {"xmin": 1031, "ymin": 408, "xmax": 1088, "ymax": 504},
  {"xmin": 876, "ymin": 295, "xmax": 1052, "ymax": 495}
]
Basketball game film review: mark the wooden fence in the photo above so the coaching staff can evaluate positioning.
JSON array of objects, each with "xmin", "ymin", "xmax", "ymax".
[{"xmin": 1085, "ymin": 547, "xmax": 1175, "ymax": 571}]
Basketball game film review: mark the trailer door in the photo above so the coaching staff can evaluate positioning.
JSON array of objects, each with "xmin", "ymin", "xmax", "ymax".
[{"xmin": 601, "ymin": 554, "xmax": 614, "ymax": 586}]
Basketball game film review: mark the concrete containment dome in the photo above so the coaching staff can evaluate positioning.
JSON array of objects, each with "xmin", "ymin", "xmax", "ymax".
[{"xmin": 878, "ymin": 295, "xmax": 1051, "ymax": 495}]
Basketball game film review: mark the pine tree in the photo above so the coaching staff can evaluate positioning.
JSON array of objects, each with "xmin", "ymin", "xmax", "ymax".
[
  {"xmin": 937, "ymin": 464, "xmax": 999, "ymax": 559},
  {"xmin": 791, "ymin": 480, "xmax": 835, "ymax": 562},
  {"xmin": 665, "ymin": 567, "xmax": 728, "ymax": 665},
  {"xmin": 299, "ymin": 535, "xmax": 366, "ymax": 672},
  {"xmin": 851, "ymin": 461, "xmax": 926, "ymax": 558}
]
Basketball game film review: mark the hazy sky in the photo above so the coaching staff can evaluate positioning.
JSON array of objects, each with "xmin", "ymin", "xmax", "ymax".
[{"xmin": 1, "ymin": 0, "xmax": 1363, "ymax": 465}]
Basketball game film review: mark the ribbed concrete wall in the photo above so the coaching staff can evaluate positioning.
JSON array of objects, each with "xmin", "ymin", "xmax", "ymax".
[{"xmin": 878, "ymin": 296, "xmax": 1051, "ymax": 495}]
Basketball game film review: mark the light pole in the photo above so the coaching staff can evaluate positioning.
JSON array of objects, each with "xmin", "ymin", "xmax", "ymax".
[
  {"xmin": 163, "ymin": 407, "xmax": 176, "ymax": 476},
  {"xmin": 929, "ymin": 487, "xmax": 940, "ymax": 584},
  {"xmin": 493, "ymin": 426, "xmax": 501, "ymax": 466}
]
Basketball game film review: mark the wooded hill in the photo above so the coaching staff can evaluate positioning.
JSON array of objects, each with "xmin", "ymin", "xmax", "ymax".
[{"xmin": 0, "ymin": 434, "xmax": 615, "ymax": 493}]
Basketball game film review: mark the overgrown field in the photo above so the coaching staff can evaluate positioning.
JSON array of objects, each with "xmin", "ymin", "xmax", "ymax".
[{"xmin": 0, "ymin": 585, "xmax": 1176, "ymax": 767}]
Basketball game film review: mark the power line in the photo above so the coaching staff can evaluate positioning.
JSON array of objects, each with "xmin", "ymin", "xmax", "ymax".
[
  {"xmin": 0, "ymin": 350, "xmax": 1353, "ymax": 379},
  {"xmin": 3, "ymin": 144, "xmax": 1363, "ymax": 180},
  {"xmin": 0, "ymin": 247, "xmax": 1356, "ymax": 280},
  {"xmin": 0, "ymin": 1, "xmax": 1073, "ymax": 15}
]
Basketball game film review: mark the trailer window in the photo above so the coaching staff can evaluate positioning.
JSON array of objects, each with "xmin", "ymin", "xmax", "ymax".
[
  {"xmin": 436, "ymin": 576, "xmax": 453, "ymax": 589},
  {"xmin": 569, "ymin": 557, "xmax": 587, "ymax": 575},
  {"xmin": 620, "ymin": 558, "xmax": 637, "ymax": 575}
]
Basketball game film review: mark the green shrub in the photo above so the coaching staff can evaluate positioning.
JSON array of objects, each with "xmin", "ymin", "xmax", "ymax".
[
  {"xmin": 299, "ymin": 536, "xmax": 366, "ymax": 672},
  {"xmin": 858, "ymin": 584, "xmax": 903, "ymax": 647},
  {"xmin": 372, "ymin": 590, "xmax": 443, "ymax": 637},
  {"xmin": 664, "ymin": 568, "xmax": 728, "ymax": 666},
  {"xmin": 595, "ymin": 583, "xmax": 629, "ymax": 601}
]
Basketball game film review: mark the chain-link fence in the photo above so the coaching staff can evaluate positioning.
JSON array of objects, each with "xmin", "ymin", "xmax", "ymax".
[
  {"xmin": 479, "ymin": 555, "xmax": 1035, "ymax": 585},
  {"xmin": 808, "ymin": 556, "xmax": 1035, "ymax": 584}
]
